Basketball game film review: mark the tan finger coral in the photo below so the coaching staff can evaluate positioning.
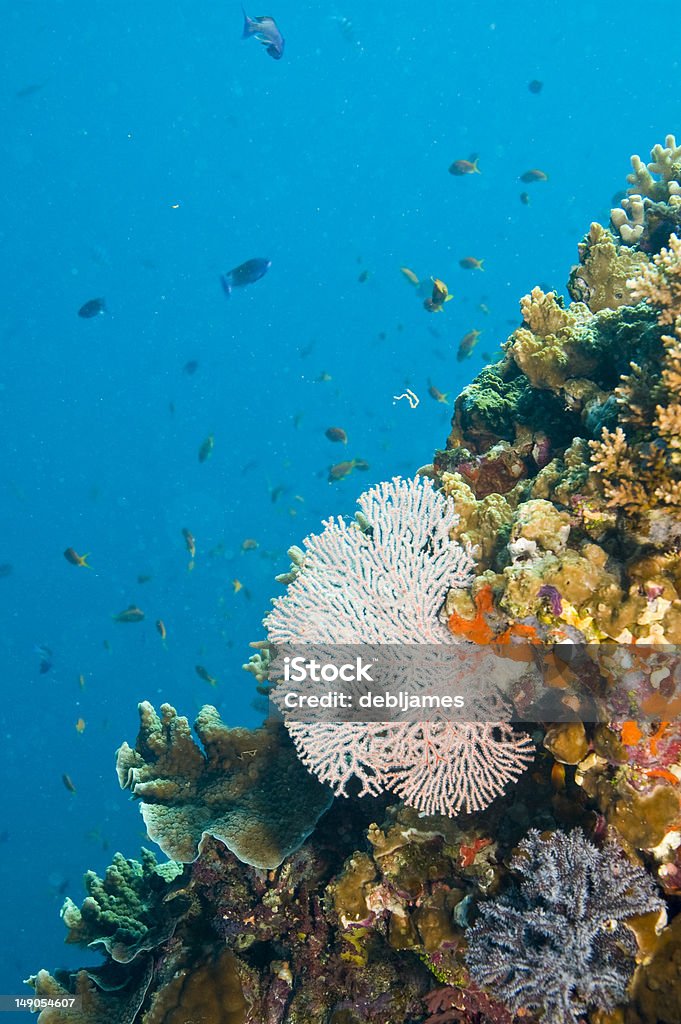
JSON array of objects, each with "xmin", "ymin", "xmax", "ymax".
[
  {"xmin": 610, "ymin": 135, "xmax": 681, "ymax": 247},
  {"xmin": 628, "ymin": 233, "xmax": 681, "ymax": 325},
  {"xmin": 628, "ymin": 134, "xmax": 681, "ymax": 199}
]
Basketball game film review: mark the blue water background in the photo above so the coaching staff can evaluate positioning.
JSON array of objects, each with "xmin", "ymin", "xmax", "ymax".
[{"xmin": 0, "ymin": 0, "xmax": 678, "ymax": 1004}]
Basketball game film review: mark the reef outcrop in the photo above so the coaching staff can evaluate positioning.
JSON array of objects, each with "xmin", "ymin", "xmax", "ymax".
[{"xmin": 29, "ymin": 134, "xmax": 681, "ymax": 1024}]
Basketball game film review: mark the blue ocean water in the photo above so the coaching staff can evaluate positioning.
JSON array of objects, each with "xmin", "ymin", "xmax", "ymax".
[{"xmin": 0, "ymin": 0, "xmax": 678, "ymax": 1004}]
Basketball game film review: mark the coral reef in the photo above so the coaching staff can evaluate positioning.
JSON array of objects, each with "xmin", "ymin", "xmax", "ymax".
[
  {"xmin": 465, "ymin": 829, "xmax": 663, "ymax": 1024},
  {"xmin": 29, "ymin": 134, "xmax": 681, "ymax": 1024},
  {"xmin": 116, "ymin": 701, "xmax": 332, "ymax": 869},
  {"xmin": 589, "ymin": 235, "xmax": 681, "ymax": 542},
  {"xmin": 30, "ymin": 807, "xmax": 440, "ymax": 1024}
]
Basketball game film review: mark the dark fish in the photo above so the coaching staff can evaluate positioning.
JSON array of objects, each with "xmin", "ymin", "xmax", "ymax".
[
  {"xmin": 198, "ymin": 434, "xmax": 215, "ymax": 463},
  {"xmin": 220, "ymin": 257, "xmax": 271, "ymax": 298},
  {"xmin": 427, "ymin": 383, "xmax": 449, "ymax": 405},
  {"xmin": 16, "ymin": 81, "xmax": 48, "ymax": 99},
  {"xmin": 457, "ymin": 329, "xmax": 482, "ymax": 362},
  {"xmin": 183, "ymin": 360, "xmax": 199, "ymax": 375},
  {"xmin": 195, "ymin": 664, "xmax": 218, "ymax": 686},
  {"xmin": 112, "ymin": 605, "xmax": 145, "ymax": 623},
  {"xmin": 63, "ymin": 547, "xmax": 91, "ymax": 568},
  {"xmin": 520, "ymin": 169, "xmax": 548, "ymax": 183},
  {"xmin": 35, "ymin": 644, "xmax": 53, "ymax": 674},
  {"xmin": 423, "ymin": 278, "xmax": 452, "ymax": 313},
  {"xmin": 357, "ymin": 269, "xmax": 370, "ymax": 283},
  {"xmin": 78, "ymin": 297, "xmax": 106, "ymax": 319},
  {"xmin": 62, "ymin": 773, "xmax": 76, "ymax": 794},
  {"xmin": 325, "ymin": 427, "xmax": 348, "ymax": 444},
  {"xmin": 241, "ymin": 8, "xmax": 285, "ymax": 60},
  {"xmin": 0, "ymin": 563, "xmax": 13, "ymax": 578},
  {"xmin": 519, "ymin": 191, "xmax": 531, "ymax": 205},
  {"xmin": 328, "ymin": 458, "xmax": 368, "ymax": 482},
  {"xmin": 528, "ymin": 79, "xmax": 543, "ymax": 94},
  {"xmin": 459, "ymin": 257, "xmax": 484, "ymax": 271}
]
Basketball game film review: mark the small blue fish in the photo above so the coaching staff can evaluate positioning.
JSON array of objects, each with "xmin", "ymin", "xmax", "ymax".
[
  {"xmin": 241, "ymin": 8, "xmax": 285, "ymax": 60},
  {"xmin": 220, "ymin": 257, "xmax": 271, "ymax": 298}
]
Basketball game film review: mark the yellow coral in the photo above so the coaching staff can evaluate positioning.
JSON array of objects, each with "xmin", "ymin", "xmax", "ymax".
[
  {"xmin": 509, "ymin": 287, "xmax": 593, "ymax": 391},
  {"xmin": 571, "ymin": 223, "xmax": 649, "ymax": 313},
  {"xmin": 520, "ymin": 285, "xmax": 573, "ymax": 336},
  {"xmin": 628, "ymin": 234, "xmax": 681, "ymax": 325},
  {"xmin": 590, "ymin": 238, "xmax": 681, "ymax": 529}
]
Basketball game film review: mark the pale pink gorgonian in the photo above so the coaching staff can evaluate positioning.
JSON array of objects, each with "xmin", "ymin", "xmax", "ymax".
[{"xmin": 265, "ymin": 476, "xmax": 534, "ymax": 816}]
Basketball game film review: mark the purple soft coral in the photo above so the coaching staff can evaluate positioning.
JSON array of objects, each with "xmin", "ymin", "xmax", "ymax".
[{"xmin": 466, "ymin": 828, "xmax": 663, "ymax": 1024}]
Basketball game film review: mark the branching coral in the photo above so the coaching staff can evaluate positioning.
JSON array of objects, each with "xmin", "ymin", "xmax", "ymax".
[
  {"xmin": 60, "ymin": 850, "xmax": 187, "ymax": 963},
  {"xmin": 627, "ymin": 134, "xmax": 681, "ymax": 201},
  {"xmin": 590, "ymin": 234, "xmax": 681, "ymax": 536},
  {"xmin": 610, "ymin": 135, "xmax": 681, "ymax": 249},
  {"xmin": 465, "ymin": 829, "xmax": 663, "ymax": 1024},
  {"xmin": 629, "ymin": 232, "xmax": 681, "ymax": 325}
]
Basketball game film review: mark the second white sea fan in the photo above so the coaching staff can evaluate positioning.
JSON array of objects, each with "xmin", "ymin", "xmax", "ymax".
[{"xmin": 265, "ymin": 475, "xmax": 535, "ymax": 815}]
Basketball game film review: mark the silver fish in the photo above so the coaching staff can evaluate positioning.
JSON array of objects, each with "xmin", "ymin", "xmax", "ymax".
[{"xmin": 241, "ymin": 8, "xmax": 285, "ymax": 60}]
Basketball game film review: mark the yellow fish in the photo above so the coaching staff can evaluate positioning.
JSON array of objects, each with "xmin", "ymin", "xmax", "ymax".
[{"xmin": 399, "ymin": 266, "xmax": 419, "ymax": 286}]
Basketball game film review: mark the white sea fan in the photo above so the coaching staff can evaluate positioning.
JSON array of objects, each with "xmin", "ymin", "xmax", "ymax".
[
  {"xmin": 265, "ymin": 476, "xmax": 534, "ymax": 816},
  {"xmin": 266, "ymin": 475, "xmax": 473, "ymax": 643}
]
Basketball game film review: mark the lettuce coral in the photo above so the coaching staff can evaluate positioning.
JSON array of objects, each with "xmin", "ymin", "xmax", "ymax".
[{"xmin": 116, "ymin": 702, "xmax": 332, "ymax": 869}]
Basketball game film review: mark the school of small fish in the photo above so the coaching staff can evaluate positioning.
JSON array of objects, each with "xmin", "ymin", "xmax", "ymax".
[{"xmin": 26, "ymin": 12, "xmax": 555, "ymax": 800}]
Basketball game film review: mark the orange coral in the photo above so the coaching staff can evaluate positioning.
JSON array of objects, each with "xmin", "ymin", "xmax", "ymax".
[
  {"xmin": 448, "ymin": 585, "xmax": 496, "ymax": 643},
  {"xmin": 448, "ymin": 584, "xmax": 541, "ymax": 647}
]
